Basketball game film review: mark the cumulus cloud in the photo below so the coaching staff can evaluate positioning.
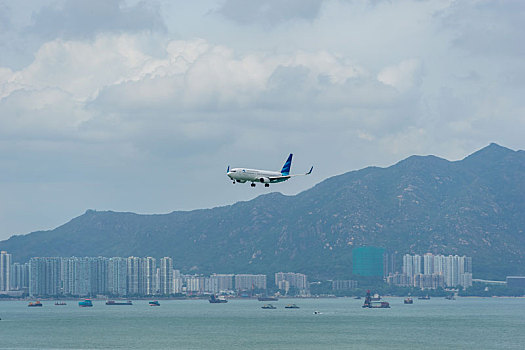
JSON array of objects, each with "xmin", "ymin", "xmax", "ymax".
[{"xmin": 1, "ymin": 35, "xmax": 378, "ymax": 152}]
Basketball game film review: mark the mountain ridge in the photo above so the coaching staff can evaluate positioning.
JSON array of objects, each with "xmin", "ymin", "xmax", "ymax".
[{"xmin": 1, "ymin": 143, "xmax": 524, "ymax": 280}]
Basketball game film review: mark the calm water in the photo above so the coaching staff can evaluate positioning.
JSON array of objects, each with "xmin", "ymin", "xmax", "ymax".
[{"xmin": 1, "ymin": 297, "xmax": 524, "ymax": 349}]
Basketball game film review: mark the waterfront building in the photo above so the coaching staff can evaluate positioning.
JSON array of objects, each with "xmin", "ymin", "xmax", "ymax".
[
  {"xmin": 234, "ymin": 274, "xmax": 267, "ymax": 291},
  {"xmin": 185, "ymin": 275, "xmax": 206, "ymax": 293},
  {"xmin": 29, "ymin": 257, "xmax": 61, "ymax": 296},
  {"xmin": 0, "ymin": 251, "xmax": 11, "ymax": 291},
  {"xmin": 159, "ymin": 257, "xmax": 173, "ymax": 295},
  {"xmin": 94, "ymin": 257, "xmax": 108, "ymax": 295},
  {"xmin": 400, "ymin": 253, "xmax": 473, "ymax": 289},
  {"xmin": 108, "ymin": 257, "xmax": 127, "ymax": 296},
  {"xmin": 353, "ymin": 247, "xmax": 385, "ymax": 277},
  {"xmin": 331, "ymin": 280, "xmax": 358, "ymax": 291},
  {"xmin": 414, "ymin": 273, "xmax": 445, "ymax": 289},
  {"xmin": 386, "ymin": 273, "xmax": 410, "ymax": 287},
  {"xmin": 460, "ymin": 272, "xmax": 473, "ymax": 288},
  {"xmin": 278, "ymin": 279, "xmax": 290, "ymax": 292},
  {"xmin": 402, "ymin": 254, "xmax": 422, "ymax": 284},
  {"xmin": 60, "ymin": 257, "xmax": 110, "ymax": 296},
  {"xmin": 208, "ymin": 274, "xmax": 234, "ymax": 293},
  {"xmin": 144, "ymin": 257, "xmax": 157, "ymax": 295},
  {"xmin": 275, "ymin": 272, "xmax": 308, "ymax": 292},
  {"xmin": 173, "ymin": 276, "xmax": 183, "ymax": 294},
  {"xmin": 127, "ymin": 256, "xmax": 142, "ymax": 295},
  {"xmin": 10, "ymin": 262, "xmax": 29, "ymax": 291},
  {"xmin": 423, "ymin": 253, "xmax": 434, "ymax": 275}
]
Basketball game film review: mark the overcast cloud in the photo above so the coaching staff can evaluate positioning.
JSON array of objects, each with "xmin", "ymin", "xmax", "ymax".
[{"xmin": 0, "ymin": 0, "xmax": 524, "ymax": 240}]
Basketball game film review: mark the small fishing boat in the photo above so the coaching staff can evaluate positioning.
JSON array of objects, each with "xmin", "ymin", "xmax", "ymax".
[{"xmin": 79, "ymin": 299, "xmax": 93, "ymax": 307}]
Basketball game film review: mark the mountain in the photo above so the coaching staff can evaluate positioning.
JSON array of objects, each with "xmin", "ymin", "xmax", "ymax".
[{"xmin": 1, "ymin": 143, "xmax": 524, "ymax": 279}]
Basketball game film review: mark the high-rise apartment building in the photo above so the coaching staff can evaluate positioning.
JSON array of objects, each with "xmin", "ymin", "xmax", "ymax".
[
  {"xmin": 159, "ymin": 257, "xmax": 173, "ymax": 295},
  {"xmin": 10, "ymin": 262, "xmax": 29, "ymax": 291},
  {"xmin": 399, "ymin": 253, "xmax": 473, "ymax": 289},
  {"xmin": 331, "ymin": 280, "xmax": 358, "ymax": 290},
  {"xmin": 29, "ymin": 257, "xmax": 61, "ymax": 296},
  {"xmin": 234, "ymin": 274, "xmax": 266, "ymax": 291},
  {"xmin": 275, "ymin": 272, "xmax": 308, "ymax": 292},
  {"xmin": 423, "ymin": 253, "xmax": 434, "ymax": 275},
  {"xmin": 208, "ymin": 274, "xmax": 234, "ymax": 293},
  {"xmin": 0, "ymin": 251, "xmax": 11, "ymax": 291},
  {"xmin": 127, "ymin": 256, "xmax": 142, "ymax": 295},
  {"xmin": 108, "ymin": 257, "xmax": 127, "ymax": 296},
  {"xmin": 143, "ymin": 257, "xmax": 157, "ymax": 295}
]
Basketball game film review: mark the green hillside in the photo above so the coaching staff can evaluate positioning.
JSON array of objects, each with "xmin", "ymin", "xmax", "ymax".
[{"xmin": 1, "ymin": 143, "xmax": 524, "ymax": 280}]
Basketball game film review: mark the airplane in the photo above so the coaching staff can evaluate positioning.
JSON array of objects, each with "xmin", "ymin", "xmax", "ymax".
[{"xmin": 227, "ymin": 154, "xmax": 313, "ymax": 187}]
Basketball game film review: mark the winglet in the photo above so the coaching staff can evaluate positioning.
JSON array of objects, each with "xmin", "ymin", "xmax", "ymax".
[
  {"xmin": 306, "ymin": 166, "xmax": 313, "ymax": 175},
  {"xmin": 281, "ymin": 154, "xmax": 293, "ymax": 175},
  {"xmin": 227, "ymin": 165, "xmax": 230, "ymax": 173}
]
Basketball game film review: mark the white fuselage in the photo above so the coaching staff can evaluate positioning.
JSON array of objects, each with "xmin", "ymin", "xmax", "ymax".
[{"xmin": 227, "ymin": 168, "xmax": 286, "ymax": 184}]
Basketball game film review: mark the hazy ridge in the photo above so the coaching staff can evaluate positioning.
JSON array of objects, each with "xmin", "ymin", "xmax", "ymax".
[{"xmin": 1, "ymin": 143, "xmax": 524, "ymax": 280}]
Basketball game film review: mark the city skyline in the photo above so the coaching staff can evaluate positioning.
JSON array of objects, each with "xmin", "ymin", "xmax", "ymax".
[{"xmin": 1, "ymin": 249, "xmax": 482, "ymax": 297}]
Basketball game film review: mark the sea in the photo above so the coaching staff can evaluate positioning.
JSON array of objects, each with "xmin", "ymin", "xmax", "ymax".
[{"xmin": 0, "ymin": 297, "xmax": 523, "ymax": 349}]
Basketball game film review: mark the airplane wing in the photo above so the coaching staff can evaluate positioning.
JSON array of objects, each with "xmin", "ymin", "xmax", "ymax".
[
  {"xmin": 268, "ymin": 166, "xmax": 313, "ymax": 180},
  {"xmin": 288, "ymin": 166, "xmax": 313, "ymax": 177}
]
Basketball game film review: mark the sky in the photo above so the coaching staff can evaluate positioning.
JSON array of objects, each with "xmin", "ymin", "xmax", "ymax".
[{"xmin": 1, "ymin": 0, "xmax": 524, "ymax": 240}]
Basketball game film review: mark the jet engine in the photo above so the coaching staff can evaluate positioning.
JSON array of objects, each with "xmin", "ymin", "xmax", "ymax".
[{"xmin": 259, "ymin": 177, "xmax": 270, "ymax": 183}]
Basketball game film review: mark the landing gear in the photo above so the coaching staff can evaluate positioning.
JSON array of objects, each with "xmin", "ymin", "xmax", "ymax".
[
  {"xmin": 251, "ymin": 183, "xmax": 256, "ymax": 187},
  {"xmin": 265, "ymin": 184, "xmax": 269, "ymax": 187},
  {"xmin": 232, "ymin": 181, "xmax": 236, "ymax": 184}
]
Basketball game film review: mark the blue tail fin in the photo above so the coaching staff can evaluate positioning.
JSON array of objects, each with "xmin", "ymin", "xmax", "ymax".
[{"xmin": 281, "ymin": 154, "xmax": 293, "ymax": 175}]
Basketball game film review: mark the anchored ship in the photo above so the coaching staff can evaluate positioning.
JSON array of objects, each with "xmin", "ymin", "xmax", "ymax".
[
  {"xmin": 106, "ymin": 300, "xmax": 133, "ymax": 305},
  {"xmin": 362, "ymin": 290, "xmax": 390, "ymax": 308},
  {"xmin": 209, "ymin": 295, "xmax": 228, "ymax": 303}
]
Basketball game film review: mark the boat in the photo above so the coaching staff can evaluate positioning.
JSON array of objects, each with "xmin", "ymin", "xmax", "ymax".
[
  {"xmin": 258, "ymin": 296, "xmax": 278, "ymax": 301},
  {"xmin": 261, "ymin": 304, "xmax": 277, "ymax": 309},
  {"xmin": 28, "ymin": 301, "xmax": 43, "ymax": 307},
  {"xmin": 209, "ymin": 295, "xmax": 228, "ymax": 303},
  {"xmin": 445, "ymin": 294, "xmax": 455, "ymax": 300},
  {"xmin": 362, "ymin": 290, "xmax": 390, "ymax": 308},
  {"xmin": 285, "ymin": 304, "xmax": 300, "ymax": 309},
  {"xmin": 371, "ymin": 293, "xmax": 381, "ymax": 301},
  {"xmin": 404, "ymin": 297, "xmax": 413, "ymax": 304},
  {"xmin": 418, "ymin": 295, "xmax": 431, "ymax": 300},
  {"xmin": 106, "ymin": 300, "xmax": 132, "ymax": 305},
  {"xmin": 54, "ymin": 302, "xmax": 67, "ymax": 306},
  {"xmin": 313, "ymin": 311, "xmax": 322, "ymax": 315},
  {"xmin": 354, "ymin": 296, "xmax": 362, "ymax": 300},
  {"xmin": 78, "ymin": 299, "xmax": 93, "ymax": 307},
  {"xmin": 149, "ymin": 301, "xmax": 160, "ymax": 306}
]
